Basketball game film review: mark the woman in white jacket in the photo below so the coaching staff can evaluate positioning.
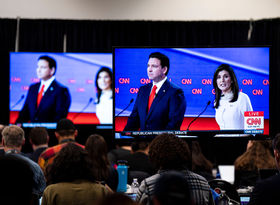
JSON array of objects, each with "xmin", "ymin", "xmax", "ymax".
[{"xmin": 213, "ymin": 64, "xmax": 253, "ymax": 130}]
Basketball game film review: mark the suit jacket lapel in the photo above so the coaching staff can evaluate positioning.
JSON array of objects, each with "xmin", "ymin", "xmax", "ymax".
[{"xmin": 146, "ymin": 80, "xmax": 170, "ymax": 119}]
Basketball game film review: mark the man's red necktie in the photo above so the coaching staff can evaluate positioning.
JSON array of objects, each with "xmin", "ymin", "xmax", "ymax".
[
  {"xmin": 147, "ymin": 85, "xmax": 157, "ymax": 112},
  {"xmin": 37, "ymin": 84, "xmax": 45, "ymax": 107}
]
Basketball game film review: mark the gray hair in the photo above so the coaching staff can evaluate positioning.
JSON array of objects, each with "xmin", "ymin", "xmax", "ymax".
[{"xmin": 2, "ymin": 125, "xmax": 25, "ymax": 148}]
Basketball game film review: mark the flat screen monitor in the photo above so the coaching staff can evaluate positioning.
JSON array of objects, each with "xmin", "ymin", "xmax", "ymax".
[
  {"xmin": 114, "ymin": 47, "xmax": 269, "ymax": 138},
  {"xmin": 10, "ymin": 52, "xmax": 113, "ymax": 128}
]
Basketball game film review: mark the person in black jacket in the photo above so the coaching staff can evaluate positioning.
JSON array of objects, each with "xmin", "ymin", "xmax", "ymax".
[{"xmin": 249, "ymin": 133, "xmax": 280, "ymax": 205}]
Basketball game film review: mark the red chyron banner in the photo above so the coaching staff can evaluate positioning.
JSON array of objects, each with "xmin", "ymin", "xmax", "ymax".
[{"xmin": 244, "ymin": 111, "xmax": 264, "ymax": 130}]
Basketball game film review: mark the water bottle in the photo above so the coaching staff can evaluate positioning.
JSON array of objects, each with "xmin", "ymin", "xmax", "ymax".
[
  {"xmin": 131, "ymin": 178, "xmax": 139, "ymax": 194},
  {"xmin": 116, "ymin": 160, "xmax": 128, "ymax": 192}
]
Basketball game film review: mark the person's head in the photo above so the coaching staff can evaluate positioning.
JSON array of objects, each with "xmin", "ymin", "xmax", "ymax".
[
  {"xmin": 234, "ymin": 140, "xmax": 275, "ymax": 171},
  {"xmin": 147, "ymin": 52, "xmax": 170, "ymax": 83},
  {"xmin": 29, "ymin": 127, "xmax": 49, "ymax": 147},
  {"xmin": 2, "ymin": 125, "xmax": 25, "ymax": 151},
  {"xmin": 55, "ymin": 118, "xmax": 78, "ymax": 143},
  {"xmin": 272, "ymin": 133, "xmax": 280, "ymax": 170},
  {"xmin": 37, "ymin": 55, "xmax": 56, "ymax": 81},
  {"xmin": 213, "ymin": 64, "xmax": 239, "ymax": 108},
  {"xmin": 131, "ymin": 140, "xmax": 149, "ymax": 154},
  {"xmin": 191, "ymin": 141, "xmax": 213, "ymax": 173},
  {"xmin": 153, "ymin": 171, "xmax": 192, "ymax": 205},
  {"xmin": 85, "ymin": 134, "xmax": 110, "ymax": 180},
  {"xmin": 0, "ymin": 155, "xmax": 34, "ymax": 205},
  {"xmin": 149, "ymin": 133, "xmax": 191, "ymax": 170},
  {"xmin": 46, "ymin": 142, "xmax": 95, "ymax": 185},
  {"xmin": 95, "ymin": 67, "xmax": 113, "ymax": 103},
  {"xmin": 85, "ymin": 134, "xmax": 108, "ymax": 158}
]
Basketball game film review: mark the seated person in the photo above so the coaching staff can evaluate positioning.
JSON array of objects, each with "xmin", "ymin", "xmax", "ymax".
[
  {"xmin": 43, "ymin": 143, "xmax": 110, "ymax": 205},
  {"xmin": 85, "ymin": 134, "xmax": 118, "ymax": 191},
  {"xmin": 136, "ymin": 133, "xmax": 214, "ymax": 205},
  {"xmin": 234, "ymin": 140, "xmax": 275, "ymax": 188},
  {"xmin": 122, "ymin": 140, "xmax": 156, "ymax": 183},
  {"xmin": 153, "ymin": 171, "xmax": 192, "ymax": 205},
  {"xmin": 0, "ymin": 154, "xmax": 35, "ymax": 205},
  {"xmin": 26, "ymin": 126, "xmax": 49, "ymax": 163}
]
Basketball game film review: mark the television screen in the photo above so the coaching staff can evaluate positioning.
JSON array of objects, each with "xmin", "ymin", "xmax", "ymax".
[
  {"xmin": 10, "ymin": 52, "xmax": 113, "ymax": 128},
  {"xmin": 114, "ymin": 47, "xmax": 269, "ymax": 138}
]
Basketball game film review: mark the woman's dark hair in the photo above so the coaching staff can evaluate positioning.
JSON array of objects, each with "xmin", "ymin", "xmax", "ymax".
[
  {"xmin": 149, "ymin": 133, "xmax": 191, "ymax": 170},
  {"xmin": 46, "ymin": 143, "xmax": 95, "ymax": 185},
  {"xmin": 213, "ymin": 64, "xmax": 239, "ymax": 108},
  {"xmin": 234, "ymin": 140, "xmax": 276, "ymax": 171},
  {"xmin": 95, "ymin": 67, "xmax": 113, "ymax": 104},
  {"xmin": 85, "ymin": 134, "xmax": 110, "ymax": 181},
  {"xmin": 191, "ymin": 141, "xmax": 213, "ymax": 173}
]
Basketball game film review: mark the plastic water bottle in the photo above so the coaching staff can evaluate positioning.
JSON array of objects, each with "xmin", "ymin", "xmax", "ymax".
[
  {"xmin": 116, "ymin": 160, "xmax": 128, "ymax": 192},
  {"xmin": 131, "ymin": 178, "xmax": 139, "ymax": 194}
]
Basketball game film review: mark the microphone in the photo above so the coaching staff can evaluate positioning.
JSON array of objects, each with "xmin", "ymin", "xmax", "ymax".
[
  {"xmin": 187, "ymin": 100, "xmax": 211, "ymax": 131},
  {"xmin": 72, "ymin": 97, "xmax": 93, "ymax": 120},
  {"xmin": 116, "ymin": 98, "xmax": 134, "ymax": 117},
  {"xmin": 11, "ymin": 94, "xmax": 25, "ymax": 109}
]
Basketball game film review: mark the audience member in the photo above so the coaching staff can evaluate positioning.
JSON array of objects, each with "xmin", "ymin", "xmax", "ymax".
[
  {"xmin": 2, "ymin": 125, "xmax": 46, "ymax": 199},
  {"xmin": 108, "ymin": 141, "xmax": 132, "ymax": 165},
  {"xmin": 191, "ymin": 141, "xmax": 214, "ymax": 181},
  {"xmin": 136, "ymin": 133, "xmax": 214, "ymax": 205},
  {"xmin": 234, "ymin": 140, "xmax": 276, "ymax": 187},
  {"xmin": 38, "ymin": 118, "xmax": 84, "ymax": 172},
  {"xmin": 248, "ymin": 135, "xmax": 280, "ymax": 205},
  {"xmin": 26, "ymin": 126, "xmax": 49, "ymax": 163},
  {"xmin": 42, "ymin": 143, "xmax": 109, "ymax": 205},
  {"xmin": 0, "ymin": 154, "xmax": 35, "ymax": 205},
  {"xmin": 153, "ymin": 171, "xmax": 193, "ymax": 205},
  {"xmin": 100, "ymin": 193, "xmax": 140, "ymax": 205},
  {"xmin": 85, "ymin": 134, "xmax": 118, "ymax": 191},
  {"xmin": 123, "ymin": 140, "xmax": 156, "ymax": 176},
  {"xmin": 0, "ymin": 124, "xmax": 5, "ymax": 155}
]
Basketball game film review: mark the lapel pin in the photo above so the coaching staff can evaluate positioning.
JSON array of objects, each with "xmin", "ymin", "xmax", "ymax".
[{"xmin": 50, "ymin": 87, "xmax": 54, "ymax": 91}]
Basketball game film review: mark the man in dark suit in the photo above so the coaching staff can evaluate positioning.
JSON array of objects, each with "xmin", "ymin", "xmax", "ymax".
[
  {"xmin": 16, "ymin": 55, "xmax": 71, "ymax": 123},
  {"xmin": 124, "ymin": 52, "xmax": 186, "ymax": 131},
  {"xmin": 248, "ymin": 134, "xmax": 280, "ymax": 205}
]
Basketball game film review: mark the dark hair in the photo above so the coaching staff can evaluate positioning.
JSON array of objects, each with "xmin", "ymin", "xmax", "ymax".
[
  {"xmin": 213, "ymin": 64, "xmax": 239, "ymax": 108},
  {"xmin": 85, "ymin": 134, "xmax": 110, "ymax": 180},
  {"xmin": 154, "ymin": 171, "xmax": 192, "ymax": 205},
  {"xmin": 191, "ymin": 141, "xmax": 213, "ymax": 173},
  {"xmin": 38, "ymin": 55, "xmax": 57, "ymax": 75},
  {"xmin": 149, "ymin": 52, "xmax": 170, "ymax": 76},
  {"xmin": 131, "ymin": 140, "xmax": 149, "ymax": 152},
  {"xmin": 95, "ymin": 67, "xmax": 113, "ymax": 104},
  {"xmin": 46, "ymin": 143, "xmax": 95, "ymax": 185},
  {"xmin": 149, "ymin": 133, "xmax": 191, "ymax": 170},
  {"xmin": 0, "ymin": 155, "xmax": 34, "ymax": 205},
  {"xmin": 273, "ymin": 133, "xmax": 280, "ymax": 152},
  {"xmin": 29, "ymin": 127, "xmax": 48, "ymax": 145},
  {"xmin": 234, "ymin": 140, "xmax": 276, "ymax": 171},
  {"xmin": 55, "ymin": 118, "xmax": 76, "ymax": 137}
]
